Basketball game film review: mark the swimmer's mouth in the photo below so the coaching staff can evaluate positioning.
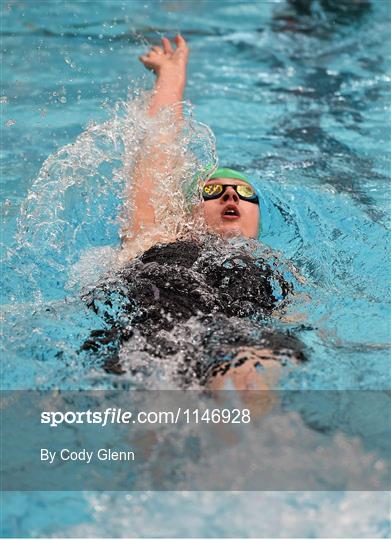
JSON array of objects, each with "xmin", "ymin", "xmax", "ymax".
[{"xmin": 222, "ymin": 205, "xmax": 240, "ymax": 220}]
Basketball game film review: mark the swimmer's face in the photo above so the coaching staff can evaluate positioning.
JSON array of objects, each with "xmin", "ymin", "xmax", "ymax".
[{"xmin": 198, "ymin": 178, "xmax": 260, "ymax": 239}]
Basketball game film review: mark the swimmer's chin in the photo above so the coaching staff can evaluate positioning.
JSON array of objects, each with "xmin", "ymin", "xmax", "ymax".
[{"xmin": 210, "ymin": 223, "xmax": 244, "ymax": 238}]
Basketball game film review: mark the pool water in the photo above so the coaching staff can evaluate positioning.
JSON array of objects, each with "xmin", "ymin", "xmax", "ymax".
[{"xmin": 1, "ymin": 0, "xmax": 390, "ymax": 537}]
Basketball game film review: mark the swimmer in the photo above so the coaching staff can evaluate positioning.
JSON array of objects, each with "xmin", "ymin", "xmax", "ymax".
[
  {"xmin": 122, "ymin": 35, "xmax": 260, "ymax": 249},
  {"xmin": 82, "ymin": 36, "xmax": 305, "ymax": 392}
]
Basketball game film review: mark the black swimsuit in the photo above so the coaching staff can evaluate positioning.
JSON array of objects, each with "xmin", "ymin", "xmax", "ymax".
[{"xmin": 82, "ymin": 237, "xmax": 306, "ymax": 385}]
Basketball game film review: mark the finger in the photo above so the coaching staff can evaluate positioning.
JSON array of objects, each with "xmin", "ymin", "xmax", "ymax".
[
  {"xmin": 139, "ymin": 55, "xmax": 152, "ymax": 67},
  {"xmin": 174, "ymin": 34, "xmax": 188, "ymax": 49},
  {"xmin": 151, "ymin": 46, "xmax": 163, "ymax": 54},
  {"xmin": 162, "ymin": 37, "xmax": 173, "ymax": 54}
]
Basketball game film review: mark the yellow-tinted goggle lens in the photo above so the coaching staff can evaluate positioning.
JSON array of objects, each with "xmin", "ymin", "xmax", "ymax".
[
  {"xmin": 203, "ymin": 184, "xmax": 223, "ymax": 197},
  {"xmin": 236, "ymin": 185, "xmax": 255, "ymax": 198}
]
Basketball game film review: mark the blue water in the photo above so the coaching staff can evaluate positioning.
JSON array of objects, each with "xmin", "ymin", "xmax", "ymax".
[{"xmin": 1, "ymin": 0, "xmax": 390, "ymax": 537}]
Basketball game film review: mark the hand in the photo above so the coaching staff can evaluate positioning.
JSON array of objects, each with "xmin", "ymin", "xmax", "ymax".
[{"xmin": 139, "ymin": 35, "xmax": 189, "ymax": 77}]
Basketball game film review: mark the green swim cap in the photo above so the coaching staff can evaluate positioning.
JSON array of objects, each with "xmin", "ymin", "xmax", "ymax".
[{"xmin": 207, "ymin": 167, "xmax": 253, "ymax": 185}]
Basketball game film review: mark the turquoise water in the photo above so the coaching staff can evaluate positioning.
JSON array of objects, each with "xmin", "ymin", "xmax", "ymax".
[{"xmin": 1, "ymin": 0, "xmax": 390, "ymax": 537}]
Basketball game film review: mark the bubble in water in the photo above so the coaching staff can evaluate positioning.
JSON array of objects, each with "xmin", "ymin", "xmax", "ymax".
[
  {"xmin": 0, "ymin": 96, "xmax": 8, "ymax": 104},
  {"xmin": 59, "ymin": 96, "xmax": 67, "ymax": 104},
  {"xmin": 5, "ymin": 119, "xmax": 15, "ymax": 126},
  {"xmin": 64, "ymin": 57, "xmax": 76, "ymax": 69},
  {"xmin": 3, "ymin": 199, "xmax": 12, "ymax": 215}
]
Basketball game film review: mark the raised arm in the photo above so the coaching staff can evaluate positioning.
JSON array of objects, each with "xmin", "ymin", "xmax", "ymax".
[
  {"xmin": 141, "ymin": 35, "xmax": 188, "ymax": 119},
  {"xmin": 121, "ymin": 35, "xmax": 189, "ymax": 257}
]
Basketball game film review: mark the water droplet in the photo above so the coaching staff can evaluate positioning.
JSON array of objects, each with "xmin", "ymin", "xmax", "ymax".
[
  {"xmin": 59, "ymin": 96, "xmax": 67, "ymax": 104},
  {"xmin": 5, "ymin": 119, "xmax": 16, "ymax": 126}
]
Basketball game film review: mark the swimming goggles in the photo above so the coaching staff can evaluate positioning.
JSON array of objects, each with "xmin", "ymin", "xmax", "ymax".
[{"xmin": 202, "ymin": 183, "xmax": 259, "ymax": 204}]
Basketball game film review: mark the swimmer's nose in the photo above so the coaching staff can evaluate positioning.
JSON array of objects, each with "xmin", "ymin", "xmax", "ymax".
[{"xmin": 221, "ymin": 187, "xmax": 239, "ymax": 203}]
